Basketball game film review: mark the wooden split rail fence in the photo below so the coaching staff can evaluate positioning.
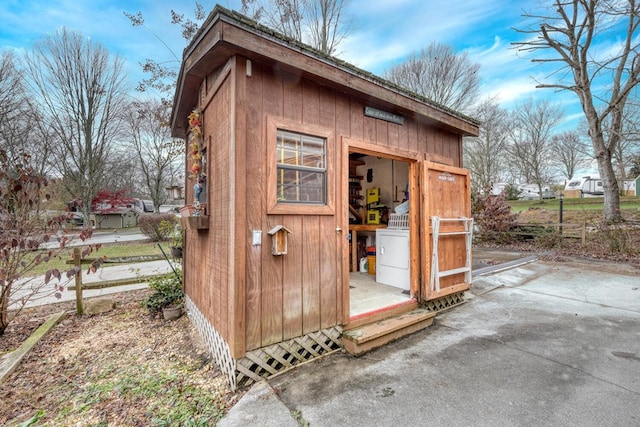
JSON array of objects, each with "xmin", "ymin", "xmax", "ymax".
[
  {"xmin": 66, "ymin": 248, "xmax": 169, "ymax": 315},
  {"xmin": 512, "ymin": 221, "xmax": 588, "ymax": 246}
]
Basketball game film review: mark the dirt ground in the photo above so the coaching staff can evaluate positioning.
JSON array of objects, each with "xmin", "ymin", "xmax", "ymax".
[{"xmin": 0, "ymin": 290, "xmax": 243, "ymax": 426}]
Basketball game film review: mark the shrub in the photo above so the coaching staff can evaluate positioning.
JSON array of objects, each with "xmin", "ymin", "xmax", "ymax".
[
  {"xmin": 144, "ymin": 270, "xmax": 184, "ymax": 313},
  {"xmin": 533, "ymin": 228, "xmax": 562, "ymax": 248},
  {"xmin": 503, "ymin": 184, "xmax": 522, "ymax": 201},
  {"xmin": 159, "ymin": 219, "xmax": 183, "ymax": 248},
  {"xmin": 138, "ymin": 213, "xmax": 177, "ymax": 241},
  {"xmin": 597, "ymin": 221, "xmax": 638, "ymax": 255},
  {"xmin": 472, "ymin": 191, "xmax": 518, "ymax": 243}
]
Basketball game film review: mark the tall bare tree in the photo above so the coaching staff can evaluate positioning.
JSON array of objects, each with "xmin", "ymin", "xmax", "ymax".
[
  {"xmin": 514, "ymin": 0, "xmax": 640, "ymax": 221},
  {"xmin": 551, "ymin": 130, "xmax": 592, "ymax": 181},
  {"xmin": 126, "ymin": 100, "xmax": 185, "ymax": 211},
  {"xmin": 24, "ymin": 28, "xmax": 130, "ymax": 226},
  {"xmin": 464, "ymin": 97, "xmax": 511, "ymax": 192},
  {"xmin": 306, "ymin": 0, "xmax": 352, "ymax": 55},
  {"xmin": 241, "ymin": 0, "xmax": 352, "ymax": 55},
  {"xmin": 508, "ymin": 99, "xmax": 563, "ymax": 200},
  {"xmin": 0, "ymin": 51, "xmax": 54, "ymax": 177},
  {"xmin": 385, "ymin": 42, "xmax": 481, "ymax": 114}
]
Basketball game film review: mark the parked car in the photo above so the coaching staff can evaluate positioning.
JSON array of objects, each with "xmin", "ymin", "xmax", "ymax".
[{"xmin": 67, "ymin": 212, "xmax": 84, "ymax": 226}]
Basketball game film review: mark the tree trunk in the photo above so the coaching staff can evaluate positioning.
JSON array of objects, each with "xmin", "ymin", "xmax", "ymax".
[
  {"xmin": 594, "ymin": 137, "xmax": 622, "ymax": 222},
  {"xmin": 0, "ymin": 286, "xmax": 9, "ymax": 336}
]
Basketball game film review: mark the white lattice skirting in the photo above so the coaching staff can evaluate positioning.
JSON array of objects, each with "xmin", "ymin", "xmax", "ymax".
[
  {"xmin": 236, "ymin": 327, "xmax": 343, "ymax": 388},
  {"xmin": 186, "ymin": 295, "xmax": 343, "ymax": 391},
  {"xmin": 185, "ymin": 296, "xmax": 237, "ymax": 391}
]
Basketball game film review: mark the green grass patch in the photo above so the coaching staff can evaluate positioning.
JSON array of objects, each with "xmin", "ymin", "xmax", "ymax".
[
  {"xmin": 507, "ymin": 196, "xmax": 640, "ymax": 213},
  {"xmin": 55, "ymin": 361, "xmax": 226, "ymax": 426}
]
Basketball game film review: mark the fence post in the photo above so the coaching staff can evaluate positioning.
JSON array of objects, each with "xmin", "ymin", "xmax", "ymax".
[
  {"xmin": 581, "ymin": 220, "xmax": 586, "ymax": 247},
  {"xmin": 73, "ymin": 247, "xmax": 83, "ymax": 315}
]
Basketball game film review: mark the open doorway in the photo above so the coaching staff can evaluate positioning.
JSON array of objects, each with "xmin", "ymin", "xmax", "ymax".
[{"xmin": 347, "ymin": 151, "xmax": 415, "ymax": 319}]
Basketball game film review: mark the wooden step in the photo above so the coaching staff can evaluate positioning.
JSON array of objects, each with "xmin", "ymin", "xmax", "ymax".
[
  {"xmin": 342, "ymin": 308, "xmax": 436, "ymax": 356},
  {"xmin": 345, "ymin": 299, "xmax": 418, "ymax": 330}
]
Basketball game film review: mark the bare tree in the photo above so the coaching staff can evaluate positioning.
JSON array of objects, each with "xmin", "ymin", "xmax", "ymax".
[
  {"xmin": 384, "ymin": 42, "xmax": 481, "ymax": 114},
  {"xmin": 241, "ymin": 0, "xmax": 352, "ymax": 55},
  {"xmin": 0, "ymin": 51, "xmax": 54, "ymax": 177},
  {"xmin": 464, "ymin": 97, "xmax": 511, "ymax": 192},
  {"xmin": 125, "ymin": 100, "xmax": 185, "ymax": 211},
  {"xmin": 551, "ymin": 130, "xmax": 592, "ymax": 181},
  {"xmin": 306, "ymin": 0, "xmax": 352, "ymax": 55},
  {"xmin": 612, "ymin": 100, "xmax": 640, "ymax": 180},
  {"xmin": 508, "ymin": 99, "xmax": 563, "ymax": 200},
  {"xmin": 630, "ymin": 153, "xmax": 640, "ymax": 177},
  {"xmin": 0, "ymin": 148, "xmax": 98, "ymax": 335},
  {"xmin": 100, "ymin": 150, "xmax": 139, "ymax": 196},
  {"xmin": 24, "ymin": 28, "xmax": 130, "ymax": 226},
  {"xmin": 124, "ymin": 3, "xmax": 206, "ymax": 101},
  {"xmin": 514, "ymin": 0, "xmax": 640, "ymax": 221}
]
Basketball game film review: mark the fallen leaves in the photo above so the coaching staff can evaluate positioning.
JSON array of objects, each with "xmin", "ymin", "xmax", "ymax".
[{"xmin": 0, "ymin": 290, "xmax": 240, "ymax": 426}]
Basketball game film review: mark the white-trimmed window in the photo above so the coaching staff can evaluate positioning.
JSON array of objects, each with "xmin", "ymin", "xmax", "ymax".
[{"xmin": 276, "ymin": 130, "xmax": 326, "ymax": 204}]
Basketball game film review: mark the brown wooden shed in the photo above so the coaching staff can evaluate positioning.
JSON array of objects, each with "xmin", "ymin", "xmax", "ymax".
[{"xmin": 171, "ymin": 5, "xmax": 479, "ymax": 390}]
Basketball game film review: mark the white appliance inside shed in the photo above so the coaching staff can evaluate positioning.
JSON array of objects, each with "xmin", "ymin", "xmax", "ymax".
[{"xmin": 376, "ymin": 228, "xmax": 410, "ymax": 291}]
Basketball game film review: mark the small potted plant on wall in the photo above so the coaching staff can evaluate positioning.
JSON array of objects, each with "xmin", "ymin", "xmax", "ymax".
[{"xmin": 144, "ymin": 269, "xmax": 184, "ymax": 320}]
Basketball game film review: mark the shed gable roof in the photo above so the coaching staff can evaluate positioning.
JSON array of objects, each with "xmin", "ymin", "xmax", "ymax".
[{"xmin": 171, "ymin": 5, "xmax": 479, "ymax": 139}]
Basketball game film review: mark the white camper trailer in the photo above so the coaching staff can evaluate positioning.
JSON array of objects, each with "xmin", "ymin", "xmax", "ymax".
[{"xmin": 564, "ymin": 176, "xmax": 604, "ymax": 197}]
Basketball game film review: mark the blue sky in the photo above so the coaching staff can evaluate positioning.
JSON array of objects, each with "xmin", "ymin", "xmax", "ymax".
[{"xmin": 1, "ymin": 0, "xmax": 585, "ymax": 128}]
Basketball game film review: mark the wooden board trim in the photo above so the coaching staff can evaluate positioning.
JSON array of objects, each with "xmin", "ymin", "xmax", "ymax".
[
  {"xmin": 343, "ymin": 137, "xmax": 421, "ymax": 161},
  {"xmin": 425, "ymin": 283, "xmax": 471, "ymax": 300},
  {"xmin": 201, "ymin": 59, "xmax": 233, "ymax": 112},
  {"xmin": 340, "ymin": 138, "xmax": 351, "ymax": 325},
  {"xmin": 173, "ymin": 14, "xmax": 479, "ymax": 139},
  {"xmin": 265, "ymin": 116, "xmax": 336, "ymax": 216},
  {"xmin": 231, "ymin": 57, "xmax": 247, "ymax": 357}
]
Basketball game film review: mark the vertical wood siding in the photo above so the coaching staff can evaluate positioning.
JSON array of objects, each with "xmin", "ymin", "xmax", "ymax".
[
  {"xmin": 191, "ymin": 57, "xmax": 464, "ymax": 354},
  {"xmin": 240, "ymin": 61, "xmax": 462, "ymax": 351},
  {"xmin": 184, "ymin": 69, "xmax": 234, "ymax": 348}
]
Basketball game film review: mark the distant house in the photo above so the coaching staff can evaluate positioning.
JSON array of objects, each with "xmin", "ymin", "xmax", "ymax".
[
  {"xmin": 623, "ymin": 178, "xmax": 637, "ymax": 196},
  {"xmin": 93, "ymin": 207, "xmax": 138, "ymax": 229}
]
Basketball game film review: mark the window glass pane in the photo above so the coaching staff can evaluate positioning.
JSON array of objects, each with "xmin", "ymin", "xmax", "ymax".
[
  {"xmin": 276, "ymin": 129, "xmax": 327, "ymax": 204},
  {"xmin": 302, "ymin": 136, "xmax": 325, "ymax": 168}
]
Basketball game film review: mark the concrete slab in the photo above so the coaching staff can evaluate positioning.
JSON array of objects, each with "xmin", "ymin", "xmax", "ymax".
[
  {"xmin": 260, "ymin": 259, "xmax": 640, "ymax": 426},
  {"xmin": 217, "ymin": 380, "xmax": 299, "ymax": 427}
]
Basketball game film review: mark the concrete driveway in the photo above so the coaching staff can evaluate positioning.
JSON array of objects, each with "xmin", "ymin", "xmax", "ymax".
[{"xmin": 224, "ymin": 257, "xmax": 640, "ymax": 426}]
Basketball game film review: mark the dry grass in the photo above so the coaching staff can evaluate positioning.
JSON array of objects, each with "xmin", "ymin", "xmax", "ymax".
[{"xmin": 0, "ymin": 290, "xmax": 243, "ymax": 426}]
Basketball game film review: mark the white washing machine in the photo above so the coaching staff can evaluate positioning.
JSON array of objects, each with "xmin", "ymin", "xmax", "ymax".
[{"xmin": 375, "ymin": 228, "xmax": 410, "ymax": 291}]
